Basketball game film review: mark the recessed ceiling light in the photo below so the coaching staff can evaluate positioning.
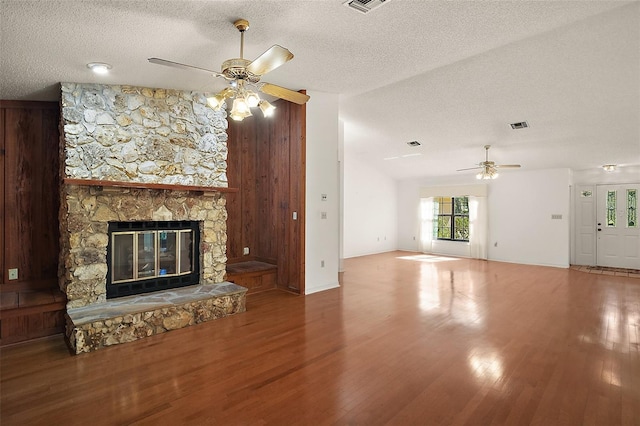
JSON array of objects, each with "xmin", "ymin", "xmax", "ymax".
[
  {"xmin": 602, "ymin": 164, "xmax": 616, "ymax": 172},
  {"xmin": 87, "ymin": 62, "xmax": 112, "ymax": 75}
]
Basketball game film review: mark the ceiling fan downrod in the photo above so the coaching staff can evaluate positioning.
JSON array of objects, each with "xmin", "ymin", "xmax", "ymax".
[{"xmin": 234, "ymin": 19, "xmax": 250, "ymax": 59}]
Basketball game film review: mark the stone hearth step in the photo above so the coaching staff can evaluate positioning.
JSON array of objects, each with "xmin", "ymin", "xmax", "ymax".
[{"xmin": 66, "ymin": 282, "xmax": 247, "ymax": 354}]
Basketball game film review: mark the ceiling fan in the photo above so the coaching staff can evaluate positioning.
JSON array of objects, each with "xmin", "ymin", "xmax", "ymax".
[
  {"xmin": 457, "ymin": 145, "xmax": 521, "ymax": 179},
  {"xmin": 148, "ymin": 18, "xmax": 310, "ymax": 121}
]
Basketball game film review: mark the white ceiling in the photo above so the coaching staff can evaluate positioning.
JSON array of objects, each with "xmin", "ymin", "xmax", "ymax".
[{"xmin": 1, "ymin": 0, "xmax": 638, "ymax": 180}]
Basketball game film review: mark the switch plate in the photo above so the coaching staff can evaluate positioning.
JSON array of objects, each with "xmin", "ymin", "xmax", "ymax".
[
  {"xmin": 321, "ymin": 212, "xmax": 327, "ymax": 219},
  {"xmin": 243, "ymin": 247, "xmax": 249, "ymax": 255},
  {"xmin": 8, "ymin": 268, "xmax": 18, "ymax": 280}
]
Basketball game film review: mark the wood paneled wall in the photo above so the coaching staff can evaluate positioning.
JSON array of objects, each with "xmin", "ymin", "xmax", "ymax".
[
  {"xmin": 1, "ymin": 100, "xmax": 65, "ymax": 345},
  {"xmin": 226, "ymin": 98, "xmax": 306, "ymax": 294},
  {"xmin": 1, "ymin": 101, "xmax": 60, "ymax": 291}
]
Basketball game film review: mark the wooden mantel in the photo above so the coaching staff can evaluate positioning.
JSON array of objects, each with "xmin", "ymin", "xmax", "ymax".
[{"xmin": 63, "ymin": 178, "xmax": 238, "ymax": 194}]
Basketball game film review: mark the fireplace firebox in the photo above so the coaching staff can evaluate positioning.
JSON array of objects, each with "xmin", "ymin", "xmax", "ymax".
[{"xmin": 106, "ymin": 221, "xmax": 201, "ymax": 298}]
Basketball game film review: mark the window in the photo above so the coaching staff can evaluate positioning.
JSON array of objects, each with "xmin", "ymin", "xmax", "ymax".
[
  {"xmin": 433, "ymin": 196, "xmax": 469, "ymax": 241},
  {"xmin": 607, "ymin": 190, "xmax": 616, "ymax": 227},
  {"xmin": 628, "ymin": 189, "xmax": 637, "ymax": 227}
]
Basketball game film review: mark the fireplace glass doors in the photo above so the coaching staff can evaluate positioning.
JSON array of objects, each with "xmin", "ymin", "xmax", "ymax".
[{"xmin": 107, "ymin": 221, "xmax": 200, "ymax": 298}]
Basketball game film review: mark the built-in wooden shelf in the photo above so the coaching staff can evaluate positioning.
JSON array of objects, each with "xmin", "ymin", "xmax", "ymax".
[{"xmin": 63, "ymin": 178, "xmax": 238, "ymax": 194}]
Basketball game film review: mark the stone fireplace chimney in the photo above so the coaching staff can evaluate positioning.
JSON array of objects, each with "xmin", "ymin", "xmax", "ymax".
[{"xmin": 59, "ymin": 83, "xmax": 245, "ymax": 353}]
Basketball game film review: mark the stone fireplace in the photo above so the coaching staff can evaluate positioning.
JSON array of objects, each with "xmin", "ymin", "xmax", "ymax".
[{"xmin": 59, "ymin": 83, "xmax": 246, "ymax": 353}]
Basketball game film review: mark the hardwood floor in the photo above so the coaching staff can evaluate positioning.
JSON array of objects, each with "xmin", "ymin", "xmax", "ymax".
[{"xmin": 1, "ymin": 251, "xmax": 639, "ymax": 425}]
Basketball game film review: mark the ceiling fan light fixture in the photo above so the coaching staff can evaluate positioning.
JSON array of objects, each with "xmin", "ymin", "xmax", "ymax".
[
  {"xmin": 245, "ymin": 91, "xmax": 261, "ymax": 108},
  {"xmin": 476, "ymin": 167, "xmax": 499, "ymax": 180},
  {"xmin": 229, "ymin": 108, "xmax": 252, "ymax": 121},
  {"xmin": 230, "ymin": 97, "xmax": 252, "ymax": 121},
  {"xmin": 207, "ymin": 87, "xmax": 235, "ymax": 110},
  {"xmin": 149, "ymin": 18, "xmax": 309, "ymax": 123},
  {"xmin": 207, "ymin": 95, "xmax": 224, "ymax": 110},
  {"xmin": 232, "ymin": 97, "xmax": 250, "ymax": 114},
  {"xmin": 259, "ymin": 99, "xmax": 276, "ymax": 117},
  {"xmin": 602, "ymin": 164, "xmax": 617, "ymax": 172}
]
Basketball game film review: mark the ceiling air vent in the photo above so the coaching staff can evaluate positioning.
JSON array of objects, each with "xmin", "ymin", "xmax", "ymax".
[
  {"xmin": 407, "ymin": 140, "xmax": 421, "ymax": 147},
  {"xmin": 510, "ymin": 121, "xmax": 529, "ymax": 130},
  {"xmin": 343, "ymin": 0, "xmax": 390, "ymax": 14}
]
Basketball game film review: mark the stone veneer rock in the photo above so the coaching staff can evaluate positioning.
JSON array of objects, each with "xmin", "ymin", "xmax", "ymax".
[
  {"xmin": 59, "ymin": 83, "xmax": 231, "ymax": 311},
  {"xmin": 66, "ymin": 282, "xmax": 246, "ymax": 354},
  {"xmin": 60, "ymin": 186, "xmax": 228, "ymax": 308},
  {"xmin": 60, "ymin": 83, "xmax": 228, "ymax": 186}
]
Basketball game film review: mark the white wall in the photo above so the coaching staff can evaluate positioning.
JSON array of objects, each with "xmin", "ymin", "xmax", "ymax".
[
  {"xmin": 488, "ymin": 168, "xmax": 571, "ymax": 268},
  {"xmin": 573, "ymin": 165, "xmax": 640, "ymax": 185},
  {"xmin": 397, "ymin": 169, "xmax": 572, "ymax": 268},
  {"xmin": 397, "ymin": 179, "xmax": 421, "ymax": 252},
  {"xmin": 305, "ymin": 91, "xmax": 340, "ymax": 294},
  {"xmin": 343, "ymin": 149, "xmax": 398, "ymax": 258}
]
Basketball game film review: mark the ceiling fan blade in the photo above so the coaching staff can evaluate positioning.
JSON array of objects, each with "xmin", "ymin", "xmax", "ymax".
[
  {"xmin": 246, "ymin": 45, "xmax": 294, "ymax": 76},
  {"xmin": 259, "ymin": 83, "xmax": 310, "ymax": 104},
  {"xmin": 457, "ymin": 166, "xmax": 483, "ymax": 171},
  {"xmin": 148, "ymin": 57, "xmax": 225, "ymax": 78},
  {"xmin": 496, "ymin": 164, "xmax": 521, "ymax": 169}
]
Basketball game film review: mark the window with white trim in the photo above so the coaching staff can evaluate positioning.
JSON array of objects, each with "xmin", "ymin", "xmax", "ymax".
[{"xmin": 433, "ymin": 196, "xmax": 469, "ymax": 241}]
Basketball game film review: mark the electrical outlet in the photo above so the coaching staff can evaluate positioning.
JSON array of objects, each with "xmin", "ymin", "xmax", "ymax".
[
  {"xmin": 8, "ymin": 268, "xmax": 18, "ymax": 280},
  {"xmin": 243, "ymin": 247, "xmax": 249, "ymax": 255},
  {"xmin": 321, "ymin": 194, "xmax": 327, "ymax": 201},
  {"xmin": 321, "ymin": 212, "xmax": 327, "ymax": 219}
]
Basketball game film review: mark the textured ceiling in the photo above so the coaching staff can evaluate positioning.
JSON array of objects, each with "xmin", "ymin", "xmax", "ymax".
[{"xmin": 1, "ymin": 0, "xmax": 638, "ymax": 180}]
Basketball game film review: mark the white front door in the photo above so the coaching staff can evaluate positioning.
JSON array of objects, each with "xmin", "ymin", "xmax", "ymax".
[{"xmin": 596, "ymin": 184, "xmax": 640, "ymax": 269}]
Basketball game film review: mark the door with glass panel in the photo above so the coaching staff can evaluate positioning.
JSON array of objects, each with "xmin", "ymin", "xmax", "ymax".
[{"xmin": 596, "ymin": 184, "xmax": 640, "ymax": 269}]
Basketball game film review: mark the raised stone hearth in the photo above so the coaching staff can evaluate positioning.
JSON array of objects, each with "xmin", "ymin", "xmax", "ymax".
[{"xmin": 66, "ymin": 282, "xmax": 246, "ymax": 354}]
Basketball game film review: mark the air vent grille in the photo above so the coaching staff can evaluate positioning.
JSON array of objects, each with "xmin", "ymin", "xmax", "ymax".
[
  {"xmin": 510, "ymin": 121, "xmax": 529, "ymax": 129},
  {"xmin": 343, "ymin": 0, "xmax": 389, "ymax": 14}
]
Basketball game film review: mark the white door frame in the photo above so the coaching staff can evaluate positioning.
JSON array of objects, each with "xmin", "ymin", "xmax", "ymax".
[
  {"xmin": 595, "ymin": 183, "xmax": 640, "ymax": 269},
  {"xmin": 573, "ymin": 182, "xmax": 640, "ymax": 268}
]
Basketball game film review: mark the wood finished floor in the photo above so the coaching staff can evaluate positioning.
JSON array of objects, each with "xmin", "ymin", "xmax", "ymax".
[{"xmin": 1, "ymin": 251, "xmax": 639, "ymax": 425}]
